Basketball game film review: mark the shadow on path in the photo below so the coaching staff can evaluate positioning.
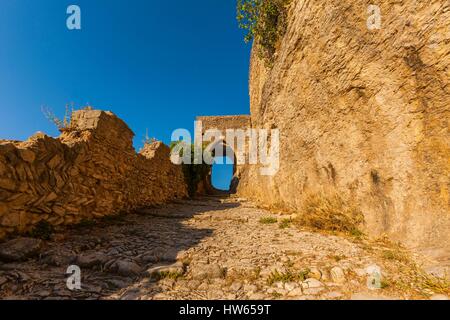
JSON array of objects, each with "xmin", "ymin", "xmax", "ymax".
[{"xmin": 0, "ymin": 196, "xmax": 238, "ymax": 300}]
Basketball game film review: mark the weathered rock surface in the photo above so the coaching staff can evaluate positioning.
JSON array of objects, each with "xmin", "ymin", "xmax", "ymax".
[{"xmin": 236, "ymin": 0, "xmax": 450, "ymax": 253}]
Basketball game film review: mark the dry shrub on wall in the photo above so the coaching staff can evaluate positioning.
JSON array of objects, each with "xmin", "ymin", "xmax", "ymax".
[
  {"xmin": 295, "ymin": 191, "xmax": 365, "ymax": 236},
  {"xmin": 41, "ymin": 104, "xmax": 74, "ymax": 132},
  {"xmin": 41, "ymin": 104, "xmax": 94, "ymax": 132}
]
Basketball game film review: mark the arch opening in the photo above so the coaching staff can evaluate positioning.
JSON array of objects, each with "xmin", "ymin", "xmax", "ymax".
[
  {"xmin": 204, "ymin": 139, "xmax": 238, "ymax": 194},
  {"xmin": 211, "ymin": 156, "xmax": 235, "ymax": 192}
]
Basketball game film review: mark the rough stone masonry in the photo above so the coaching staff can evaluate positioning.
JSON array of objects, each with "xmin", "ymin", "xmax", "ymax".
[{"xmin": 0, "ymin": 109, "xmax": 187, "ymax": 239}]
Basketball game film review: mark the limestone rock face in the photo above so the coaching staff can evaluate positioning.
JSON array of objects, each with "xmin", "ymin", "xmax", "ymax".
[
  {"xmin": 237, "ymin": 0, "xmax": 450, "ymax": 250},
  {"xmin": 0, "ymin": 110, "xmax": 188, "ymax": 239}
]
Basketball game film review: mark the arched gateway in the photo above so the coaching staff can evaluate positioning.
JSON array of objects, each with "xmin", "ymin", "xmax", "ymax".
[{"xmin": 195, "ymin": 115, "xmax": 250, "ymax": 194}]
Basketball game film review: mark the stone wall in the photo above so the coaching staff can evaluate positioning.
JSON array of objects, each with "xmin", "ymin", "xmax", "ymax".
[
  {"xmin": 237, "ymin": 0, "xmax": 450, "ymax": 250},
  {"xmin": 0, "ymin": 110, "xmax": 188, "ymax": 239},
  {"xmin": 196, "ymin": 115, "xmax": 251, "ymax": 134}
]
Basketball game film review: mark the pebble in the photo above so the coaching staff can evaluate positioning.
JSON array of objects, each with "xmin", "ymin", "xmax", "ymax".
[
  {"xmin": 120, "ymin": 289, "xmax": 141, "ymax": 300},
  {"xmin": 230, "ymin": 281, "xmax": 242, "ymax": 292},
  {"xmin": 273, "ymin": 281, "xmax": 284, "ymax": 289},
  {"xmin": 303, "ymin": 287, "xmax": 324, "ymax": 295},
  {"xmin": 353, "ymin": 268, "xmax": 367, "ymax": 277},
  {"xmin": 287, "ymin": 288, "xmax": 303, "ymax": 297},
  {"xmin": 302, "ymin": 278, "xmax": 324, "ymax": 289},
  {"xmin": 243, "ymin": 284, "xmax": 258, "ymax": 293},
  {"xmin": 309, "ymin": 268, "xmax": 322, "ymax": 280},
  {"xmin": 0, "ymin": 276, "xmax": 8, "ymax": 287},
  {"xmin": 0, "ymin": 238, "xmax": 43, "ymax": 262},
  {"xmin": 75, "ymin": 253, "xmax": 108, "ymax": 268},
  {"xmin": 112, "ymin": 260, "xmax": 142, "ymax": 277},
  {"xmin": 191, "ymin": 264, "xmax": 225, "ymax": 280},
  {"xmin": 248, "ymin": 293, "xmax": 266, "ymax": 300},
  {"xmin": 284, "ymin": 282, "xmax": 298, "ymax": 291},
  {"xmin": 330, "ymin": 266, "xmax": 346, "ymax": 284}
]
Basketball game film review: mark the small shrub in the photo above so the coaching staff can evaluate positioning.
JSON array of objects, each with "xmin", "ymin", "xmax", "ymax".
[
  {"xmin": 41, "ymin": 104, "xmax": 74, "ymax": 132},
  {"xmin": 350, "ymin": 227, "xmax": 365, "ymax": 239},
  {"xmin": 380, "ymin": 279, "xmax": 390, "ymax": 289},
  {"xmin": 259, "ymin": 217, "xmax": 278, "ymax": 224},
  {"xmin": 42, "ymin": 104, "xmax": 94, "ymax": 132},
  {"xmin": 226, "ymin": 267, "xmax": 262, "ymax": 286},
  {"xmin": 267, "ymin": 268, "xmax": 310, "ymax": 285},
  {"xmin": 295, "ymin": 192, "xmax": 365, "ymax": 235},
  {"xmin": 28, "ymin": 220, "xmax": 54, "ymax": 240},
  {"xmin": 279, "ymin": 218, "xmax": 291, "ymax": 229},
  {"xmin": 271, "ymin": 292, "xmax": 283, "ymax": 298},
  {"xmin": 143, "ymin": 128, "xmax": 158, "ymax": 145},
  {"xmin": 237, "ymin": 0, "xmax": 292, "ymax": 66},
  {"xmin": 157, "ymin": 271, "xmax": 184, "ymax": 281},
  {"xmin": 329, "ymin": 254, "xmax": 346, "ymax": 262},
  {"xmin": 381, "ymin": 248, "xmax": 414, "ymax": 266}
]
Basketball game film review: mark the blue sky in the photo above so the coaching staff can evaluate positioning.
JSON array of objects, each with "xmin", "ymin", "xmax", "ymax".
[{"xmin": 0, "ymin": 0, "xmax": 252, "ymax": 189}]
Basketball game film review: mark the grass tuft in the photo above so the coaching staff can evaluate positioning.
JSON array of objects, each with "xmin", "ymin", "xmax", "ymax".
[
  {"xmin": 267, "ymin": 268, "xmax": 310, "ymax": 285},
  {"xmin": 295, "ymin": 191, "xmax": 365, "ymax": 236},
  {"xmin": 157, "ymin": 271, "xmax": 184, "ymax": 281},
  {"xmin": 259, "ymin": 217, "xmax": 278, "ymax": 224},
  {"xmin": 279, "ymin": 218, "xmax": 291, "ymax": 229},
  {"xmin": 382, "ymin": 249, "xmax": 410, "ymax": 264}
]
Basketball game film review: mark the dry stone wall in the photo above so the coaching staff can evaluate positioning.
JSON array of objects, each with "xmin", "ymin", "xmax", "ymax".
[
  {"xmin": 237, "ymin": 0, "xmax": 450, "ymax": 250},
  {"xmin": 0, "ymin": 110, "xmax": 188, "ymax": 239}
]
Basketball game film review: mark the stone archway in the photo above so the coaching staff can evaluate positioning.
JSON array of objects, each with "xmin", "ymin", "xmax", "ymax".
[
  {"xmin": 195, "ymin": 115, "xmax": 250, "ymax": 195},
  {"xmin": 204, "ymin": 138, "xmax": 238, "ymax": 194}
]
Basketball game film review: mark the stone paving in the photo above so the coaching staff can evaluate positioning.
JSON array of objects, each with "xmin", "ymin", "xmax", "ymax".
[{"xmin": 0, "ymin": 196, "xmax": 448, "ymax": 300}]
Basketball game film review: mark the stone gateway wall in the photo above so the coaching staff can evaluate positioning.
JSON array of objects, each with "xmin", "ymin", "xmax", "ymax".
[
  {"xmin": 196, "ymin": 115, "xmax": 251, "ymax": 134},
  {"xmin": 237, "ymin": 0, "xmax": 450, "ymax": 250},
  {"xmin": 196, "ymin": 115, "xmax": 251, "ymax": 193},
  {"xmin": 0, "ymin": 110, "xmax": 188, "ymax": 239}
]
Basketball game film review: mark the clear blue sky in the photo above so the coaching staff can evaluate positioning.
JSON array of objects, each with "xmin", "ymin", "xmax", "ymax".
[{"xmin": 0, "ymin": 0, "xmax": 252, "ymax": 189}]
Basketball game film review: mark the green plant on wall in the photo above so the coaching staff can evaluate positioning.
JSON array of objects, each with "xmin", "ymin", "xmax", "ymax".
[{"xmin": 237, "ymin": 0, "xmax": 291, "ymax": 66}]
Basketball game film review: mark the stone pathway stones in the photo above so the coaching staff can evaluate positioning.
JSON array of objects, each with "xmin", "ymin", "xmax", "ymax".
[
  {"xmin": 0, "ymin": 196, "xmax": 448, "ymax": 300},
  {"xmin": 0, "ymin": 238, "xmax": 43, "ymax": 262}
]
